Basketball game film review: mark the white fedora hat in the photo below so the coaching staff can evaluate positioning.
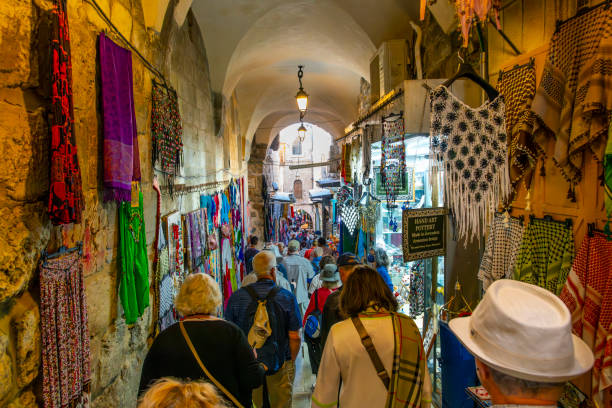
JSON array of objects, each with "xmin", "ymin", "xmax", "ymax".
[{"xmin": 449, "ymin": 280, "xmax": 594, "ymax": 382}]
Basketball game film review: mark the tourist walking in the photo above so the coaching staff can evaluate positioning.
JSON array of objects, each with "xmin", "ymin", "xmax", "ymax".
[
  {"xmin": 139, "ymin": 273, "xmax": 264, "ymax": 407},
  {"xmin": 282, "ymin": 240, "xmax": 315, "ymax": 316},
  {"xmin": 138, "ymin": 378, "xmax": 230, "ymax": 408},
  {"xmin": 225, "ymin": 251, "xmax": 302, "ymax": 408},
  {"xmin": 308, "ymin": 255, "xmax": 336, "ymax": 296},
  {"xmin": 303, "ymin": 264, "xmax": 341, "ymax": 376},
  {"xmin": 374, "ymin": 247, "xmax": 394, "ymax": 293},
  {"xmin": 244, "ymin": 236, "xmax": 260, "ymax": 275},
  {"xmin": 312, "ymin": 266, "xmax": 432, "ymax": 408},
  {"xmin": 320, "ymin": 253, "xmax": 360, "ymax": 347}
]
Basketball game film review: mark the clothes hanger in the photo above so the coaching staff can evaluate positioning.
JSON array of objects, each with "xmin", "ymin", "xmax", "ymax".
[
  {"xmin": 442, "ymin": 48, "xmax": 499, "ymax": 101},
  {"xmin": 41, "ymin": 242, "xmax": 83, "ymax": 267}
]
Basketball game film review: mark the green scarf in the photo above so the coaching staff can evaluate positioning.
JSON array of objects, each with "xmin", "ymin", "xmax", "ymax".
[{"xmin": 604, "ymin": 120, "xmax": 612, "ymax": 234}]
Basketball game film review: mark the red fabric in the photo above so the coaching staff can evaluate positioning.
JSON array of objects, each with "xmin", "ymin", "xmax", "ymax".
[
  {"xmin": 304, "ymin": 248, "xmax": 314, "ymax": 260},
  {"xmin": 303, "ymin": 287, "xmax": 338, "ymax": 326},
  {"xmin": 560, "ymin": 232, "xmax": 612, "ymax": 399}
]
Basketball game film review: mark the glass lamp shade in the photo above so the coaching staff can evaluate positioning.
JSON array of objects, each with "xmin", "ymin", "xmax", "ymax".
[
  {"xmin": 297, "ymin": 124, "xmax": 307, "ymax": 141},
  {"xmin": 296, "ymin": 89, "xmax": 309, "ymax": 112}
]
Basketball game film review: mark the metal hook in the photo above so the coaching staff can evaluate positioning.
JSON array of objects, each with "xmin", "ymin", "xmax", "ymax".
[{"xmin": 457, "ymin": 48, "xmax": 465, "ymax": 64}]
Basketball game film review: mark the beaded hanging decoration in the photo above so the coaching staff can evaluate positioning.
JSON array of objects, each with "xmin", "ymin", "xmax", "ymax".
[
  {"xmin": 341, "ymin": 199, "xmax": 360, "ymax": 236},
  {"xmin": 152, "ymin": 83, "xmax": 183, "ymax": 193},
  {"xmin": 381, "ymin": 115, "xmax": 406, "ymax": 231}
]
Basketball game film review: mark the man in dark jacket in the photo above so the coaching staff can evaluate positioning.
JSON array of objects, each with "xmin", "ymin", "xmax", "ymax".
[
  {"xmin": 244, "ymin": 236, "xmax": 259, "ymax": 275},
  {"xmin": 320, "ymin": 253, "xmax": 361, "ymax": 347}
]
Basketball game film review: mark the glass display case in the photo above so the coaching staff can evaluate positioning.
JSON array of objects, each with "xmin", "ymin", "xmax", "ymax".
[{"xmin": 371, "ymin": 135, "xmax": 445, "ymax": 406}]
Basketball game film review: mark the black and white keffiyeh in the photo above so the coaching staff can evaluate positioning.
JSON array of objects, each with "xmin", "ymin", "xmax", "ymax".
[{"xmin": 429, "ymin": 85, "xmax": 510, "ymax": 242}]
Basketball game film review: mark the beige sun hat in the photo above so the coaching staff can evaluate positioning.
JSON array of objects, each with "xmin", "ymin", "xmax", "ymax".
[{"xmin": 449, "ymin": 279, "xmax": 594, "ymax": 382}]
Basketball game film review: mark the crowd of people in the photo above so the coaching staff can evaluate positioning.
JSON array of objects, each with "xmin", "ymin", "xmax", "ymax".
[{"xmin": 137, "ymin": 234, "xmax": 595, "ymax": 408}]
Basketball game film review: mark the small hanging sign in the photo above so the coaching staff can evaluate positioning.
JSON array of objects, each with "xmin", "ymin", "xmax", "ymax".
[{"xmin": 402, "ymin": 207, "xmax": 447, "ymax": 261}]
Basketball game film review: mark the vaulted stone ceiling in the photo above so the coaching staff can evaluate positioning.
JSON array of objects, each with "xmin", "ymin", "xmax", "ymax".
[{"xmin": 190, "ymin": 0, "xmax": 419, "ymax": 153}]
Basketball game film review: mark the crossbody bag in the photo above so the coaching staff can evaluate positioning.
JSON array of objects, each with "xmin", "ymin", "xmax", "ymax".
[
  {"xmin": 179, "ymin": 321, "xmax": 245, "ymax": 408},
  {"xmin": 351, "ymin": 316, "xmax": 391, "ymax": 389}
]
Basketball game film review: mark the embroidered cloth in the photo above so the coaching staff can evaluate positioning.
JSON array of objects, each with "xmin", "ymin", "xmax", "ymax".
[
  {"xmin": 497, "ymin": 63, "xmax": 538, "ymax": 201},
  {"xmin": 381, "ymin": 116, "xmax": 406, "ymax": 211},
  {"xmin": 429, "ymin": 85, "xmax": 510, "ymax": 242},
  {"xmin": 48, "ymin": 0, "xmax": 83, "ymax": 224},
  {"xmin": 478, "ymin": 213, "xmax": 524, "ymax": 290},
  {"xmin": 409, "ymin": 262, "xmax": 425, "ymax": 318},
  {"xmin": 40, "ymin": 251, "xmax": 90, "ymax": 408},
  {"xmin": 560, "ymin": 232, "xmax": 612, "ymax": 402},
  {"xmin": 119, "ymin": 188, "xmax": 149, "ymax": 323},
  {"xmin": 152, "ymin": 83, "xmax": 183, "ymax": 177},
  {"xmin": 512, "ymin": 218, "xmax": 574, "ymax": 295},
  {"xmin": 605, "ymin": 120, "xmax": 612, "ymax": 231},
  {"xmin": 531, "ymin": 5, "xmax": 612, "ymax": 189},
  {"xmin": 99, "ymin": 32, "xmax": 141, "ymax": 202}
]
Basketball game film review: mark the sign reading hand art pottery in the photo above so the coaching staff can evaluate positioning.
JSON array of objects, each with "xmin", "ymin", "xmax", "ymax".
[{"xmin": 402, "ymin": 207, "xmax": 447, "ymax": 261}]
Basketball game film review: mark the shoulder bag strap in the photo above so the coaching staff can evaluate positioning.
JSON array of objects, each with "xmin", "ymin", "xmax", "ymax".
[
  {"xmin": 351, "ymin": 316, "xmax": 390, "ymax": 389},
  {"xmin": 314, "ymin": 289, "xmax": 319, "ymax": 310},
  {"xmin": 179, "ymin": 321, "xmax": 245, "ymax": 408}
]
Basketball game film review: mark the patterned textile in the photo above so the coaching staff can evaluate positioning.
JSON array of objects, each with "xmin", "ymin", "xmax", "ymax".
[
  {"xmin": 99, "ymin": 32, "xmax": 141, "ymax": 202},
  {"xmin": 381, "ymin": 116, "xmax": 406, "ymax": 212},
  {"xmin": 605, "ymin": 119, "xmax": 612, "ymax": 232},
  {"xmin": 409, "ymin": 261, "xmax": 425, "ymax": 318},
  {"xmin": 40, "ymin": 251, "xmax": 90, "ymax": 408},
  {"xmin": 340, "ymin": 200, "xmax": 359, "ymax": 236},
  {"xmin": 119, "ymin": 188, "xmax": 150, "ymax": 324},
  {"xmin": 478, "ymin": 213, "xmax": 525, "ymax": 290},
  {"xmin": 512, "ymin": 218, "xmax": 574, "ymax": 295},
  {"xmin": 48, "ymin": 0, "xmax": 83, "ymax": 224},
  {"xmin": 159, "ymin": 273, "xmax": 176, "ymax": 332},
  {"xmin": 497, "ymin": 62, "xmax": 538, "ymax": 201},
  {"xmin": 559, "ymin": 232, "xmax": 612, "ymax": 403},
  {"xmin": 152, "ymin": 82, "xmax": 183, "ymax": 176},
  {"xmin": 429, "ymin": 85, "xmax": 510, "ymax": 242},
  {"xmin": 531, "ymin": 5, "xmax": 612, "ymax": 191},
  {"xmin": 360, "ymin": 200, "xmax": 379, "ymax": 234},
  {"xmin": 387, "ymin": 311, "xmax": 431, "ymax": 408}
]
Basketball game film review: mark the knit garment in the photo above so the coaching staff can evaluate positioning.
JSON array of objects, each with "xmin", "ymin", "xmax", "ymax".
[
  {"xmin": 605, "ymin": 117, "xmax": 612, "ymax": 231},
  {"xmin": 151, "ymin": 82, "xmax": 183, "ymax": 176},
  {"xmin": 48, "ymin": 0, "xmax": 83, "ymax": 224},
  {"xmin": 531, "ymin": 5, "xmax": 612, "ymax": 189},
  {"xmin": 497, "ymin": 62, "xmax": 538, "ymax": 202},
  {"xmin": 409, "ymin": 262, "xmax": 425, "ymax": 318},
  {"xmin": 478, "ymin": 213, "xmax": 524, "ymax": 290},
  {"xmin": 560, "ymin": 232, "xmax": 612, "ymax": 403},
  {"xmin": 40, "ymin": 251, "xmax": 90, "ymax": 408},
  {"xmin": 513, "ymin": 218, "xmax": 574, "ymax": 296},
  {"xmin": 429, "ymin": 85, "xmax": 510, "ymax": 242}
]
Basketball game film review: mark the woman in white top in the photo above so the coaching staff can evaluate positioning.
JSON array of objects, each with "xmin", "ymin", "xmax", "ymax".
[{"xmin": 312, "ymin": 266, "xmax": 431, "ymax": 408}]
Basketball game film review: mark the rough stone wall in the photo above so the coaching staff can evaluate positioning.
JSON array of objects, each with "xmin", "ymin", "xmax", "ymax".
[
  {"xmin": 247, "ymin": 143, "xmax": 268, "ymax": 238},
  {"xmin": 0, "ymin": 0, "xmax": 230, "ymax": 406}
]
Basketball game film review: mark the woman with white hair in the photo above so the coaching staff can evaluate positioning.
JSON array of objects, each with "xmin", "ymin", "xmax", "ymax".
[
  {"xmin": 139, "ymin": 273, "xmax": 264, "ymax": 407},
  {"xmin": 374, "ymin": 247, "xmax": 394, "ymax": 293}
]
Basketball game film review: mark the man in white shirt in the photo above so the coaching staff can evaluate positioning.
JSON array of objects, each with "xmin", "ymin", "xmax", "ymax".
[{"xmin": 281, "ymin": 240, "xmax": 315, "ymax": 316}]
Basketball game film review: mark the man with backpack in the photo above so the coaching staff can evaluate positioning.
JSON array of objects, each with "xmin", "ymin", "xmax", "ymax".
[{"xmin": 225, "ymin": 250, "xmax": 302, "ymax": 408}]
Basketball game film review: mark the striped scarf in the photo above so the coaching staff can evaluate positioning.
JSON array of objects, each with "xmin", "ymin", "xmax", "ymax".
[{"xmin": 387, "ymin": 312, "xmax": 432, "ymax": 408}]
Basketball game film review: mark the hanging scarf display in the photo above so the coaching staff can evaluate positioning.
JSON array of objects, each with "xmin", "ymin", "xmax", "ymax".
[
  {"xmin": 513, "ymin": 218, "xmax": 574, "ymax": 296},
  {"xmin": 40, "ymin": 251, "xmax": 91, "ymax": 408},
  {"xmin": 340, "ymin": 199, "xmax": 359, "ymax": 236},
  {"xmin": 156, "ymin": 222, "xmax": 175, "ymax": 332},
  {"xmin": 99, "ymin": 32, "xmax": 141, "ymax": 202},
  {"xmin": 477, "ymin": 213, "xmax": 524, "ymax": 290},
  {"xmin": 409, "ymin": 261, "xmax": 425, "ymax": 318},
  {"xmin": 559, "ymin": 231, "xmax": 612, "ymax": 404},
  {"xmin": 119, "ymin": 185, "xmax": 149, "ymax": 324},
  {"xmin": 531, "ymin": 5, "xmax": 612, "ymax": 197},
  {"xmin": 497, "ymin": 62, "xmax": 538, "ymax": 203},
  {"xmin": 447, "ymin": 0, "xmax": 502, "ymax": 47},
  {"xmin": 429, "ymin": 85, "xmax": 510, "ymax": 242},
  {"xmin": 360, "ymin": 200, "xmax": 380, "ymax": 234},
  {"xmin": 48, "ymin": 0, "xmax": 83, "ymax": 224},
  {"xmin": 381, "ymin": 116, "xmax": 406, "ymax": 229},
  {"xmin": 151, "ymin": 82, "xmax": 183, "ymax": 185}
]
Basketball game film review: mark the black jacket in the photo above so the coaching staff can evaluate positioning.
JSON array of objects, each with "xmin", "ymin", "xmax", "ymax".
[{"xmin": 320, "ymin": 288, "xmax": 344, "ymax": 348}]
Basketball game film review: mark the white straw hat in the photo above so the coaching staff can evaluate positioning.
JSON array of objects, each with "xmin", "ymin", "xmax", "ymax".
[{"xmin": 449, "ymin": 280, "xmax": 594, "ymax": 382}]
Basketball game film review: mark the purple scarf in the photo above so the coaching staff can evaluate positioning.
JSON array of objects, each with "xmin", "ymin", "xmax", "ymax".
[{"xmin": 99, "ymin": 32, "xmax": 140, "ymax": 202}]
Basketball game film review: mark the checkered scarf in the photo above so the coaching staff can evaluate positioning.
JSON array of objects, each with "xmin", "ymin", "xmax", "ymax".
[
  {"xmin": 531, "ymin": 5, "xmax": 612, "ymax": 190},
  {"xmin": 559, "ymin": 232, "xmax": 612, "ymax": 402},
  {"xmin": 497, "ymin": 63, "xmax": 538, "ymax": 202},
  {"xmin": 512, "ymin": 218, "xmax": 574, "ymax": 295},
  {"xmin": 478, "ymin": 213, "xmax": 524, "ymax": 290}
]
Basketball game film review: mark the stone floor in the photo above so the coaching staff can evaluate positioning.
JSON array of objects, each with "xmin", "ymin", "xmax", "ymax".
[{"xmin": 292, "ymin": 343, "xmax": 316, "ymax": 408}]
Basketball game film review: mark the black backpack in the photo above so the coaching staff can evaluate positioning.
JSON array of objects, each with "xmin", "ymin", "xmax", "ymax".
[{"xmin": 245, "ymin": 286, "xmax": 285, "ymax": 376}]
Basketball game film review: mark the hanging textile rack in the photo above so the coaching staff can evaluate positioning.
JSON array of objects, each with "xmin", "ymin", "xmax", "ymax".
[
  {"xmin": 84, "ymin": 0, "xmax": 170, "ymax": 85},
  {"xmin": 161, "ymin": 180, "xmax": 230, "ymax": 196},
  {"xmin": 555, "ymin": 0, "xmax": 610, "ymax": 32}
]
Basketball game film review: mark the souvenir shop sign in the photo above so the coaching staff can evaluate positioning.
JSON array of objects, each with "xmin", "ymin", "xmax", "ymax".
[
  {"xmin": 374, "ymin": 167, "xmax": 415, "ymax": 201},
  {"xmin": 402, "ymin": 208, "xmax": 447, "ymax": 261}
]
